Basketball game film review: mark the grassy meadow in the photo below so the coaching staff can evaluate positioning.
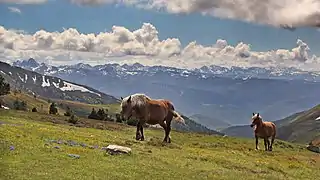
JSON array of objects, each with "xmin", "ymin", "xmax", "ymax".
[{"xmin": 0, "ymin": 109, "xmax": 319, "ymax": 180}]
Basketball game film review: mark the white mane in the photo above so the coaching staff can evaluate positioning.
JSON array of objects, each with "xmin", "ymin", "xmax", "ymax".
[{"xmin": 121, "ymin": 93, "xmax": 151, "ymax": 108}]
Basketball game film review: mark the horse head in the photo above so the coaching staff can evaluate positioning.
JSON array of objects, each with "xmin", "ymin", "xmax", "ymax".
[
  {"xmin": 120, "ymin": 95, "xmax": 133, "ymax": 120},
  {"xmin": 250, "ymin": 113, "xmax": 262, "ymax": 127}
]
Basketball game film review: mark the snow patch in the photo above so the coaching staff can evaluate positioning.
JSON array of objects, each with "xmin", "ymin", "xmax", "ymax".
[
  {"xmin": 8, "ymin": 72, "xmax": 12, "ymax": 75},
  {"xmin": 25, "ymin": 74, "xmax": 28, "ymax": 82},
  {"xmin": 41, "ymin": 76, "xmax": 50, "ymax": 87},
  {"xmin": 52, "ymin": 81, "xmax": 60, "ymax": 88},
  {"xmin": 18, "ymin": 74, "xmax": 25, "ymax": 83},
  {"xmin": 315, "ymin": 116, "xmax": 320, "ymax": 121},
  {"xmin": 0, "ymin": 70, "xmax": 5, "ymax": 74},
  {"xmin": 32, "ymin": 75, "xmax": 37, "ymax": 84},
  {"xmin": 60, "ymin": 81, "xmax": 101, "ymax": 97}
]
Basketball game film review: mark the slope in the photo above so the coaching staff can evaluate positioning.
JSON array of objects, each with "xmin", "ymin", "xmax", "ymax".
[
  {"xmin": 221, "ymin": 106, "xmax": 320, "ymax": 144},
  {"xmin": 0, "ymin": 61, "xmax": 119, "ymax": 105},
  {"xmin": 277, "ymin": 105, "xmax": 320, "ymax": 144},
  {"xmin": 0, "ymin": 109, "xmax": 319, "ymax": 180},
  {"xmin": 1, "ymin": 91, "xmax": 120, "ymax": 117}
]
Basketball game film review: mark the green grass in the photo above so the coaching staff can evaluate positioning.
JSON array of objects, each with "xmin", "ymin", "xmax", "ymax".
[
  {"xmin": 0, "ymin": 110, "xmax": 319, "ymax": 180},
  {"xmin": 2, "ymin": 92, "xmax": 120, "ymax": 117}
]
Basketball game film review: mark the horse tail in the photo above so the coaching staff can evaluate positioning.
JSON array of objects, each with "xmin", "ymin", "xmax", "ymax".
[
  {"xmin": 165, "ymin": 101, "xmax": 185, "ymax": 125},
  {"xmin": 272, "ymin": 122, "xmax": 277, "ymax": 138}
]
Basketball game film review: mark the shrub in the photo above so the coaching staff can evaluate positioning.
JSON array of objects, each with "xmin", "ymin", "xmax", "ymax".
[
  {"xmin": 127, "ymin": 118, "xmax": 138, "ymax": 126},
  {"xmin": 31, "ymin": 107, "xmax": 38, "ymax": 112},
  {"xmin": 88, "ymin": 108, "xmax": 99, "ymax": 119},
  {"xmin": 13, "ymin": 99, "xmax": 27, "ymax": 111},
  {"xmin": 115, "ymin": 113, "xmax": 123, "ymax": 123},
  {"xmin": 68, "ymin": 114, "xmax": 78, "ymax": 124},
  {"xmin": 64, "ymin": 106, "xmax": 72, "ymax": 116},
  {"xmin": 49, "ymin": 103, "xmax": 58, "ymax": 115}
]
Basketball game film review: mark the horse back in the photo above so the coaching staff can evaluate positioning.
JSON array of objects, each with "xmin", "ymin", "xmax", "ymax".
[{"xmin": 264, "ymin": 121, "xmax": 277, "ymax": 137}]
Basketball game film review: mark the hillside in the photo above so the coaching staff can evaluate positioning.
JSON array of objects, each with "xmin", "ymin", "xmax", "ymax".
[
  {"xmin": 277, "ymin": 105, "xmax": 320, "ymax": 144},
  {"xmin": 0, "ymin": 90, "xmax": 221, "ymax": 136},
  {"xmin": 0, "ymin": 61, "xmax": 119, "ymax": 105},
  {"xmin": 12, "ymin": 59, "xmax": 320, "ymax": 126},
  {"xmin": 0, "ymin": 109, "xmax": 319, "ymax": 180},
  {"xmin": 221, "ymin": 106, "xmax": 320, "ymax": 144},
  {"xmin": 1, "ymin": 91, "xmax": 120, "ymax": 117}
]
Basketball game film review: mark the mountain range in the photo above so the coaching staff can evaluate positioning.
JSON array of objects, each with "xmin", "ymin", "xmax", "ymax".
[
  {"xmin": 10, "ymin": 58, "xmax": 320, "ymax": 129},
  {"xmin": 0, "ymin": 60, "xmax": 221, "ymax": 136}
]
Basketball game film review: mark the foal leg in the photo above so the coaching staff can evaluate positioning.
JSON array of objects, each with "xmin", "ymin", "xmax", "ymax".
[
  {"xmin": 264, "ymin": 138, "xmax": 268, "ymax": 151},
  {"xmin": 255, "ymin": 135, "xmax": 259, "ymax": 150},
  {"xmin": 269, "ymin": 135, "xmax": 275, "ymax": 151}
]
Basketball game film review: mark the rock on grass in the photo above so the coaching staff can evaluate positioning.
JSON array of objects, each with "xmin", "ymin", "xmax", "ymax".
[
  {"xmin": 106, "ymin": 145, "xmax": 132, "ymax": 155},
  {"xmin": 68, "ymin": 154, "xmax": 80, "ymax": 159}
]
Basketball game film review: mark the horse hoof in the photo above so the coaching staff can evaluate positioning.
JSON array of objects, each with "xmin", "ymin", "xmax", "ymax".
[{"xmin": 140, "ymin": 137, "xmax": 145, "ymax": 141}]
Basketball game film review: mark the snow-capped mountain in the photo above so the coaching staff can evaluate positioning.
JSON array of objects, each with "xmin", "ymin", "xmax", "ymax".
[
  {"xmin": 12, "ymin": 58, "xmax": 320, "ymax": 82},
  {"xmin": 0, "ymin": 61, "xmax": 119, "ymax": 105},
  {"xmin": 10, "ymin": 58, "xmax": 320, "ymax": 127}
]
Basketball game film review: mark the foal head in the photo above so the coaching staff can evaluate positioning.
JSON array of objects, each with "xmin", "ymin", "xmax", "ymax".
[{"xmin": 250, "ymin": 113, "xmax": 262, "ymax": 127}]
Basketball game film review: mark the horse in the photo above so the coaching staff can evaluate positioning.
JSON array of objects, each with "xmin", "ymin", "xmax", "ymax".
[
  {"xmin": 120, "ymin": 93, "xmax": 185, "ymax": 143},
  {"xmin": 250, "ymin": 113, "xmax": 276, "ymax": 151}
]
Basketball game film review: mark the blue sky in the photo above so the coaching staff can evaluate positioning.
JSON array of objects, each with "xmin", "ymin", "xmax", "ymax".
[{"xmin": 1, "ymin": 0, "xmax": 320, "ymax": 54}]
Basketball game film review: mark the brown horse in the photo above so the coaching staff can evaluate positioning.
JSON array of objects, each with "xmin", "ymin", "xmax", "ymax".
[
  {"xmin": 250, "ymin": 113, "xmax": 276, "ymax": 151},
  {"xmin": 120, "ymin": 93, "xmax": 185, "ymax": 143}
]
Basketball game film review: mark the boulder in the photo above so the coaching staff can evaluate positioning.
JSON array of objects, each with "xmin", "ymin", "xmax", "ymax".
[
  {"xmin": 306, "ymin": 138, "xmax": 320, "ymax": 153},
  {"xmin": 106, "ymin": 145, "xmax": 132, "ymax": 155},
  {"xmin": 306, "ymin": 145, "xmax": 320, "ymax": 153}
]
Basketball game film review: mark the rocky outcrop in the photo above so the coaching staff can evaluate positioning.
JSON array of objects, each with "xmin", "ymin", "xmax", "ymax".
[{"xmin": 306, "ymin": 138, "xmax": 320, "ymax": 153}]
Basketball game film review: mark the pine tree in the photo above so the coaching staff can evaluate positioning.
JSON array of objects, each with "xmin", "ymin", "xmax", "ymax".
[
  {"xmin": 88, "ymin": 108, "xmax": 98, "ymax": 119},
  {"xmin": 64, "ymin": 106, "xmax": 72, "ymax": 116},
  {"xmin": 49, "ymin": 102, "xmax": 58, "ymax": 115},
  {"xmin": 0, "ymin": 75, "xmax": 10, "ymax": 108}
]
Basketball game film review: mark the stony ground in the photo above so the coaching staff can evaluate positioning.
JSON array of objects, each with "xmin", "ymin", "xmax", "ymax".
[{"xmin": 0, "ymin": 110, "xmax": 319, "ymax": 180}]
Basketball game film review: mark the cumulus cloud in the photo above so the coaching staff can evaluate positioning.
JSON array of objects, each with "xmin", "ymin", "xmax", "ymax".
[
  {"xmin": 8, "ymin": 6, "xmax": 22, "ymax": 14},
  {"xmin": 0, "ymin": 23, "xmax": 319, "ymax": 71},
  {"xmin": 69, "ymin": 0, "xmax": 320, "ymax": 29},
  {"xmin": 2, "ymin": 0, "xmax": 320, "ymax": 28}
]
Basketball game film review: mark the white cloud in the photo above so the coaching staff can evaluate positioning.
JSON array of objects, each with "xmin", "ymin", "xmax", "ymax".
[
  {"xmin": 2, "ymin": 0, "xmax": 320, "ymax": 28},
  {"xmin": 8, "ymin": 6, "xmax": 22, "ymax": 14},
  {"xmin": 0, "ymin": 23, "xmax": 320, "ymax": 72},
  {"xmin": 0, "ymin": 0, "xmax": 46, "ymax": 4},
  {"xmin": 68, "ymin": 0, "xmax": 320, "ymax": 29}
]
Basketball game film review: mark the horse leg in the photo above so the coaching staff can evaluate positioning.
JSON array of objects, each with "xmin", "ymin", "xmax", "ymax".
[
  {"xmin": 159, "ymin": 121, "xmax": 168, "ymax": 143},
  {"xmin": 166, "ymin": 123, "xmax": 172, "ymax": 143},
  {"xmin": 135, "ymin": 121, "xmax": 141, "ymax": 141},
  {"xmin": 165, "ymin": 116, "xmax": 173, "ymax": 143},
  {"xmin": 264, "ymin": 138, "xmax": 268, "ymax": 151},
  {"xmin": 269, "ymin": 135, "xmax": 275, "ymax": 151},
  {"xmin": 255, "ymin": 135, "xmax": 259, "ymax": 150},
  {"xmin": 267, "ymin": 138, "xmax": 271, "ymax": 151},
  {"xmin": 140, "ymin": 123, "xmax": 145, "ymax": 141}
]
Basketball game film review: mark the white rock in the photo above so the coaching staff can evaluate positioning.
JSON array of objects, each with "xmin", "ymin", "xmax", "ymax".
[{"xmin": 106, "ymin": 145, "xmax": 132, "ymax": 155}]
